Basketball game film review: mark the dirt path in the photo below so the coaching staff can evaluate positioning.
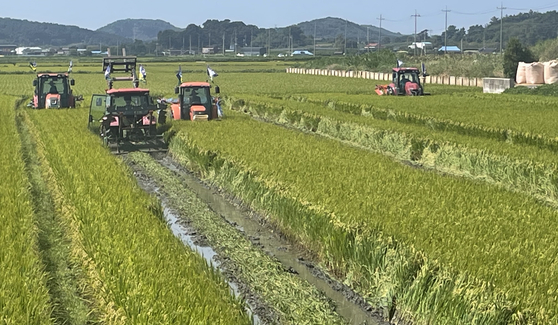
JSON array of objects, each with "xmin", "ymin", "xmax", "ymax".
[{"xmin": 124, "ymin": 151, "xmax": 390, "ymax": 325}]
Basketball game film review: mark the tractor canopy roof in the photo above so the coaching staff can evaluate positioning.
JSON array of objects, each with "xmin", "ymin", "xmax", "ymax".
[
  {"xmin": 392, "ymin": 67, "xmax": 419, "ymax": 73},
  {"xmin": 180, "ymin": 82, "xmax": 211, "ymax": 88},
  {"xmin": 37, "ymin": 73, "xmax": 69, "ymax": 78},
  {"xmin": 106, "ymin": 88, "xmax": 150, "ymax": 95}
]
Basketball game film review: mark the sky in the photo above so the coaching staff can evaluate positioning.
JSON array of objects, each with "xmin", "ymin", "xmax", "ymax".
[{"xmin": 3, "ymin": 0, "xmax": 558, "ymax": 35}]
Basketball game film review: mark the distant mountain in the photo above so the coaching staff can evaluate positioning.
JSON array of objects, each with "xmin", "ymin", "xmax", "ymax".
[
  {"xmin": 6, "ymin": 11, "xmax": 558, "ymax": 51},
  {"xmin": 97, "ymin": 19, "xmax": 181, "ymax": 41},
  {"xmin": 0, "ymin": 18, "xmax": 130, "ymax": 47},
  {"xmin": 297, "ymin": 17, "xmax": 403, "ymax": 42}
]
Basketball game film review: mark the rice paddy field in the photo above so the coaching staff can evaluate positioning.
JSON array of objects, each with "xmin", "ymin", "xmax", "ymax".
[{"xmin": 2, "ymin": 57, "xmax": 558, "ymax": 324}]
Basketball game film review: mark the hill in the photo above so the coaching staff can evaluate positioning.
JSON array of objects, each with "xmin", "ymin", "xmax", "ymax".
[
  {"xmin": 0, "ymin": 18, "xmax": 130, "ymax": 47},
  {"xmin": 297, "ymin": 17, "xmax": 402, "ymax": 42},
  {"xmin": 97, "ymin": 19, "xmax": 181, "ymax": 41}
]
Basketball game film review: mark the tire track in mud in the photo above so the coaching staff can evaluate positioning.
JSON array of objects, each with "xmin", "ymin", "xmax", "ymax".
[{"xmin": 124, "ymin": 150, "xmax": 390, "ymax": 325}]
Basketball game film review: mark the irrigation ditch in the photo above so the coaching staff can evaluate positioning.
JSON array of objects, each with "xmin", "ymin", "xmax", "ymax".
[{"xmin": 123, "ymin": 150, "xmax": 390, "ymax": 325}]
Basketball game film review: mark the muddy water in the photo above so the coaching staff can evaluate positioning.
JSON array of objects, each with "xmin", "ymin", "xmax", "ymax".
[
  {"xmin": 157, "ymin": 156, "xmax": 385, "ymax": 325},
  {"xmin": 136, "ymin": 177, "xmax": 262, "ymax": 324}
]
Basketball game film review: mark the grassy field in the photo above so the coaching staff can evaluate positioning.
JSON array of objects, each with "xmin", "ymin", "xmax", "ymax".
[
  {"xmin": 168, "ymin": 110, "xmax": 558, "ymax": 323},
  {"xmin": 0, "ymin": 95, "xmax": 52, "ymax": 324},
  {"xmin": 0, "ymin": 63, "xmax": 252, "ymax": 323},
  {"xmin": 2, "ymin": 57, "xmax": 558, "ymax": 324}
]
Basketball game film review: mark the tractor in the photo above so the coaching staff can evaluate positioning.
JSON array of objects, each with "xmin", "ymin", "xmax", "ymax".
[
  {"xmin": 375, "ymin": 66, "xmax": 430, "ymax": 96},
  {"xmin": 32, "ymin": 73, "xmax": 79, "ymax": 108},
  {"xmin": 171, "ymin": 82, "xmax": 221, "ymax": 121},
  {"xmin": 88, "ymin": 52, "xmax": 166, "ymax": 150}
]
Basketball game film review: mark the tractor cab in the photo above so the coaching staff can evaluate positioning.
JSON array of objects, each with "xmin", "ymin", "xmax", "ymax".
[
  {"xmin": 375, "ymin": 66, "xmax": 430, "ymax": 96},
  {"xmin": 88, "ymin": 51, "xmax": 167, "ymax": 150},
  {"xmin": 390, "ymin": 68, "xmax": 424, "ymax": 96},
  {"xmin": 171, "ymin": 82, "xmax": 220, "ymax": 121},
  {"xmin": 89, "ymin": 88, "xmax": 165, "ymax": 144},
  {"xmin": 32, "ymin": 73, "xmax": 76, "ymax": 108}
]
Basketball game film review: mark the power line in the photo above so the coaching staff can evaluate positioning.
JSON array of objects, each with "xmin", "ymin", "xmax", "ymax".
[
  {"xmin": 384, "ymin": 16, "xmax": 413, "ymax": 22},
  {"xmin": 419, "ymin": 11, "xmax": 444, "ymax": 18},
  {"xmin": 506, "ymin": 2, "xmax": 558, "ymax": 11},
  {"xmin": 452, "ymin": 9, "xmax": 499, "ymax": 15}
]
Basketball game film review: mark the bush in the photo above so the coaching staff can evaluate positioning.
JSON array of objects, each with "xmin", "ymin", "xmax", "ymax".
[
  {"xmin": 503, "ymin": 83, "xmax": 558, "ymax": 96},
  {"xmin": 503, "ymin": 38, "xmax": 535, "ymax": 79},
  {"xmin": 531, "ymin": 38, "xmax": 558, "ymax": 61}
]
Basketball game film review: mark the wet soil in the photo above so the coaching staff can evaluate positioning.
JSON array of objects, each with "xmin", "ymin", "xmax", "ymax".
[{"xmin": 126, "ymin": 151, "xmax": 391, "ymax": 325}]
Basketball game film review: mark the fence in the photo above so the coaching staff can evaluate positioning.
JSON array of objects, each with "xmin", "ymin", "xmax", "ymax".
[{"xmin": 285, "ymin": 68, "xmax": 484, "ymax": 87}]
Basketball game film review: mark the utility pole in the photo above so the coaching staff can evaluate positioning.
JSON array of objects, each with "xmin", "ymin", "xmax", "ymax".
[
  {"xmin": 442, "ymin": 6, "xmax": 451, "ymax": 54},
  {"xmin": 497, "ymin": 3, "xmax": 506, "ymax": 54},
  {"xmin": 189, "ymin": 35, "xmax": 192, "ymax": 55},
  {"xmin": 483, "ymin": 25, "xmax": 486, "ymax": 49},
  {"xmin": 314, "ymin": 22, "xmax": 317, "ymax": 55},
  {"xmin": 344, "ymin": 20, "xmax": 347, "ymax": 54},
  {"xmin": 222, "ymin": 32, "xmax": 225, "ymax": 55},
  {"xmin": 289, "ymin": 27, "xmax": 292, "ymax": 54},
  {"xmin": 411, "ymin": 10, "xmax": 420, "ymax": 56},
  {"xmin": 377, "ymin": 14, "xmax": 385, "ymax": 51}
]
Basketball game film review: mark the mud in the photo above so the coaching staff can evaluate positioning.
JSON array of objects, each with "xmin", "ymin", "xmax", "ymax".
[
  {"xmin": 142, "ymin": 152, "xmax": 391, "ymax": 325},
  {"xmin": 108, "ymin": 137, "xmax": 168, "ymax": 155},
  {"xmin": 131, "ymin": 165, "xmax": 270, "ymax": 324}
]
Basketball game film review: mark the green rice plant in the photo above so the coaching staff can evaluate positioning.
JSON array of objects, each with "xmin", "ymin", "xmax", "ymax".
[
  {"xmin": 16, "ymin": 106, "xmax": 94, "ymax": 323},
  {"xmin": 128, "ymin": 151, "xmax": 344, "ymax": 324},
  {"xmin": 0, "ymin": 96, "xmax": 53, "ymax": 324},
  {"xmin": 225, "ymin": 95, "xmax": 558, "ymax": 208},
  {"xmin": 167, "ymin": 111, "xmax": 558, "ymax": 323},
  {"xmin": 24, "ymin": 108, "xmax": 250, "ymax": 324},
  {"xmin": 286, "ymin": 92, "xmax": 558, "ymax": 140}
]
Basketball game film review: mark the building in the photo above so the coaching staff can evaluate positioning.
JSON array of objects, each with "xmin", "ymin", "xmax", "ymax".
[
  {"xmin": 479, "ymin": 47, "xmax": 498, "ymax": 54},
  {"xmin": 438, "ymin": 46, "xmax": 461, "ymax": 53},
  {"xmin": 240, "ymin": 47, "xmax": 266, "ymax": 56},
  {"xmin": 408, "ymin": 42, "xmax": 432, "ymax": 50},
  {"xmin": 291, "ymin": 50, "xmax": 314, "ymax": 56},
  {"xmin": 202, "ymin": 47, "xmax": 215, "ymax": 54},
  {"xmin": 15, "ymin": 47, "xmax": 45, "ymax": 56},
  {"xmin": 0, "ymin": 45, "xmax": 17, "ymax": 55}
]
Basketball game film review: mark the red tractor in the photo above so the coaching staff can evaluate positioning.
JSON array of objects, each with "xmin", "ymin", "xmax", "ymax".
[
  {"xmin": 32, "ymin": 73, "xmax": 79, "ymax": 108},
  {"xmin": 88, "ymin": 54, "xmax": 165, "ymax": 150},
  {"xmin": 375, "ymin": 66, "xmax": 430, "ymax": 96},
  {"xmin": 171, "ymin": 82, "xmax": 221, "ymax": 121}
]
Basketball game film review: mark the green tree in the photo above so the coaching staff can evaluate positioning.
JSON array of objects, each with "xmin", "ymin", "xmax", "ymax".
[
  {"xmin": 503, "ymin": 38, "xmax": 535, "ymax": 79},
  {"xmin": 532, "ymin": 38, "xmax": 558, "ymax": 61}
]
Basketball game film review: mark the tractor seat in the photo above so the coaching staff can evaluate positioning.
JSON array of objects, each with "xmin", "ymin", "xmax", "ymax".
[{"xmin": 400, "ymin": 79, "xmax": 410, "ymax": 90}]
